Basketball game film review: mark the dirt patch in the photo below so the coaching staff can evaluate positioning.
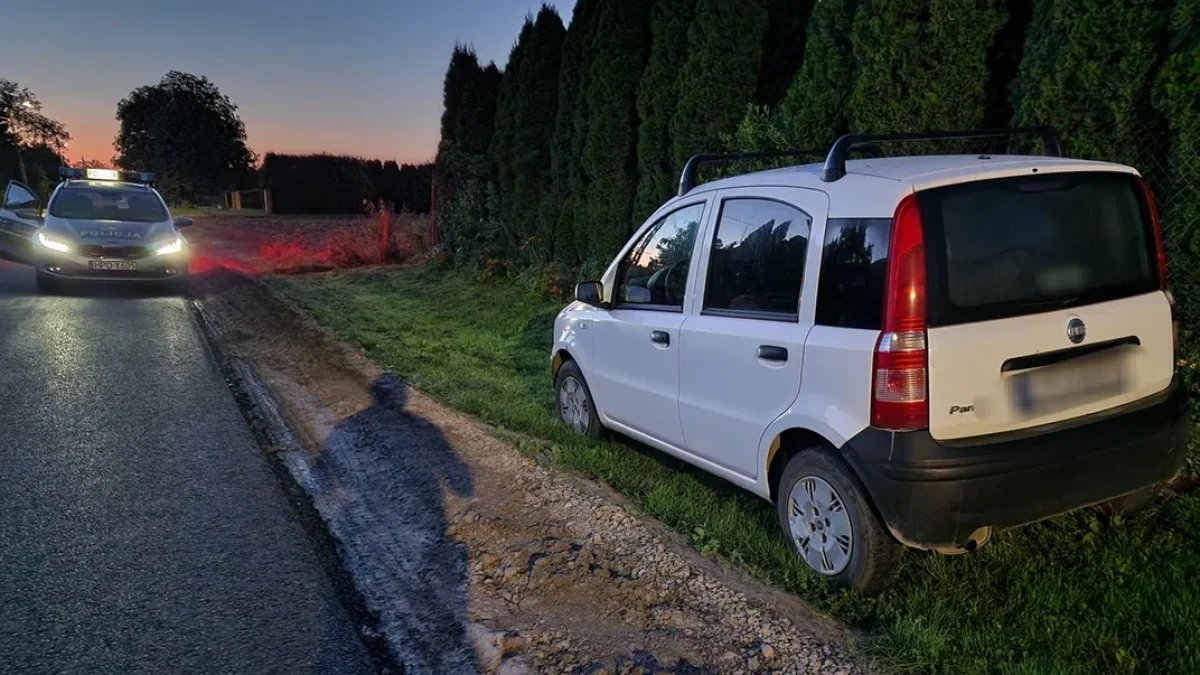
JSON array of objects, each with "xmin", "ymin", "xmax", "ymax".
[{"xmin": 191, "ymin": 269, "xmax": 877, "ymax": 675}]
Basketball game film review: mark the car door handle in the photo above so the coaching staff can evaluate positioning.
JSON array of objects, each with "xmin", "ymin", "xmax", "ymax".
[
  {"xmin": 650, "ymin": 330, "xmax": 670, "ymax": 346},
  {"xmin": 757, "ymin": 345, "xmax": 788, "ymax": 362}
]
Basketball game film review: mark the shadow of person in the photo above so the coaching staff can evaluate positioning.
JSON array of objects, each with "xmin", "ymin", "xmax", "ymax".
[{"xmin": 301, "ymin": 374, "xmax": 478, "ymax": 675}]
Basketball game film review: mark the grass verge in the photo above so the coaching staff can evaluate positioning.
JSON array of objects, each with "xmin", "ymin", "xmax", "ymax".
[{"xmin": 269, "ymin": 266, "xmax": 1200, "ymax": 675}]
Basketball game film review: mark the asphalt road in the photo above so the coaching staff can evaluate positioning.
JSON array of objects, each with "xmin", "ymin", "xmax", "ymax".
[{"xmin": 0, "ymin": 261, "xmax": 376, "ymax": 674}]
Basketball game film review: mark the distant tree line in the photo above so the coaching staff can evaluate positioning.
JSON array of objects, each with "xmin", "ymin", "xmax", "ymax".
[
  {"xmin": 262, "ymin": 153, "xmax": 433, "ymax": 215},
  {"xmin": 107, "ymin": 71, "xmax": 432, "ymax": 214},
  {"xmin": 434, "ymin": 0, "xmax": 1200, "ymax": 293}
]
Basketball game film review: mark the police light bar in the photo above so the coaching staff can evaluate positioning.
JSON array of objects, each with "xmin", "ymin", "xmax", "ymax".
[{"xmin": 59, "ymin": 167, "xmax": 155, "ymax": 184}]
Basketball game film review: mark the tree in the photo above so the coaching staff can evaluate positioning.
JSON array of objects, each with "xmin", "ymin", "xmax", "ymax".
[
  {"xmin": 671, "ymin": 0, "xmax": 772, "ymax": 167},
  {"xmin": 550, "ymin": 0, "xmax": 603, "ymax": 264},
  {"xmin": 847, "ymin": 0, "xmax": 1007, "ymax": 136},
  {"xmin": 0, "ymin": 79, "xmax": 70, "ymax": 188},
  {"xmin": 433, "ymin": 46, "xmax": 501, "ymax": 214},
  {"xmin": 440, "ymin": 46, "xmax": 483, "ymax": 146},
  {"xmin": 1154, "ymin": 0, "xmax": 1200, "ymax": 326},
  {"xmin": 1013, "ymin": 0, "xmax": 1172, "ymax": 166},
  {"xmin": 580, "ymin": 0, "xmax": 655, "ymax": 260},
  {"xmin": 777, "ymin": 0, "xmax": 864, "ymax": 148},
  {"xmin": 509, "ymin": 5, "xmax": 566, "ymax": 256},
  {"xmin": 757, "ymin": 0, "xmax": 817, "ymax": 107},
  {"xmin": 492, "ymin": 19, "xmax": 536, "ymax": 231},
  {"xmin": 633, "ymin": 0, "xmax": 700, "ymax": 223},
  {"xmin": 115, "ymin": 71, "xmax": 255, "ymax": 204}
]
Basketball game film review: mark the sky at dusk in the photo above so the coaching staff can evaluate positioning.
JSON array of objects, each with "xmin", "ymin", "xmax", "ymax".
[{"xmin": 2, "ymin": 0, "xmax": 576, "ymax": 166}]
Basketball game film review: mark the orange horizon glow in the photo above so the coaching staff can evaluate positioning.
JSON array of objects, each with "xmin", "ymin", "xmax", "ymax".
[{"xmin": 60, "ymin": 114, "xmax": 436, "ymax": 169}]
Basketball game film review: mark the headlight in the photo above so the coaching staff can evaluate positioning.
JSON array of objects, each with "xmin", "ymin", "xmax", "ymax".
[
  {"xmin": 37, "ymin": 231, "xmax": 71, "ymax": 253},
  {"xmin": 154, "ymin": 236, "xmax": 184, "ymax": 256}
]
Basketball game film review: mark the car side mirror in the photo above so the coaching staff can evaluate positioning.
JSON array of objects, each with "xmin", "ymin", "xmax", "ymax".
[
  {"xmin": 575, "ymin": 281, "xmax": 606, "ymax": 307},
  {"xmin": 173, "ymin": 216, "xmax": 194, "ymax": 228},
  {"xmin": 14, "ymin": 208, "xmax": 43, "ymax": 222}
]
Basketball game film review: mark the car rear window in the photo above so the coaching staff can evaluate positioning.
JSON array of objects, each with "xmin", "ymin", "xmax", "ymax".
[
  {"xmin": 920, "ymin": 172, "xmax": 1159, "ymax": 326},
  {"xmin": 49, "ymin": 186, "xmax": 167, "ymax": 223}
]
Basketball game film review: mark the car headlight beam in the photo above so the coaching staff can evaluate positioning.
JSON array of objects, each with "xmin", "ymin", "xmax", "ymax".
[
  {"xmin": 36, "ymin": 231, "xmax": 71, "ymax": 253},
  {"xmin": 154, "ymin": 236, "xmax": 184, "ymax": 256}
]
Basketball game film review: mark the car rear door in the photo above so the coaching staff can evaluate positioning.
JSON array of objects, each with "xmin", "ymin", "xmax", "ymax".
[
  {"xmin": 920, "ymin": 170, "xmax": 1174, "ymax": 440},
  {"xmin": 677, "ymin": 188, "xmax": 827, "ymax": 480},
  {"xmin": 589, "ymin": 200, "xmax": 710, "ymax": 449},
  {"xmin": 0, "ymin": 181, "xmax": 43, "ymax": 263}
]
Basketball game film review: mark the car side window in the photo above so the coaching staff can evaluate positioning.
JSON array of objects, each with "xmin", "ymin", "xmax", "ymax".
[
  {"xmin": 615, "ymin": 202, "xmax": 705, "ymax": 309},
  {"xmin": 703, "ymin": 198, "xmax": 811, "ymax": 320},
  {"xmin": 4, "ymin": 183, "xmax": 39, "ymax": 212},
  {"xmin": 815, "ymin": 218, "xmax": 892, "ymax": 329}
]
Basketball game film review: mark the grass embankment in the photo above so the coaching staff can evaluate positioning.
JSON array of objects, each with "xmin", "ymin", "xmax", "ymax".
[{"xmin": 269, "ymin": 266, "xmax": 1200, "ymax": 675}]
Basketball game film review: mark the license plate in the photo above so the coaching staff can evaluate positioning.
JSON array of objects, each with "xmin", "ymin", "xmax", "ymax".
[
  {"xmin": 1009, "ymin": 348, "xmax": 1132, "ymax": 418},
  {"xmin": 89, "ymin": 260, "xmax": 137, "ymax": 271}
]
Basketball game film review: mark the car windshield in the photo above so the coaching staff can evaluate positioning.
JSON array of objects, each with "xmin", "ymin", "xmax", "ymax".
[{"xmin": 49, "ymin": 185, "xmax": 167, "ymax": 223}]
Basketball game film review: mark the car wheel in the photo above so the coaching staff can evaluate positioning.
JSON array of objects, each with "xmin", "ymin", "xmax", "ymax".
[
  {"xmin": 777, "ymin": 448, "xmax": 902, "ymax": 594},
  {"xmin": 35, "ymin": 271, "xmax": 57, "ymax": 294},
  {"xmin": 554, "ymin": 359, "xmax": 603, "ymax": 439}
]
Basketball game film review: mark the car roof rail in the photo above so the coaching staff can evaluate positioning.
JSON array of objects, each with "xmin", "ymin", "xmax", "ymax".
[
  {"xmin": 678, "ymin": 149, "xmax": 824, "ymax": 196},
  {"xmin": 820, "ymin": 126, "xmax": 1063, "ymax": 182}
]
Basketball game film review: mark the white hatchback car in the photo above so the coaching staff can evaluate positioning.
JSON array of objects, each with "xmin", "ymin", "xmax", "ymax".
[{"xmin": 551, "ymin": 129, "xmax": 1190, "ymax": 592}]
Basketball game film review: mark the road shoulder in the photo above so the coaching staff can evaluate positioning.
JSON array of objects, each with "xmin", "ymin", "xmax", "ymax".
[{"xmin": 191, "ymin": 269, "xmax": 879, "ymax": 675}]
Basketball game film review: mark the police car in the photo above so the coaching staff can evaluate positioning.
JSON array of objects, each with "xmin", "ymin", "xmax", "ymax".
[{"xmin": 0, "ymin": 168, "xmax": 191, "ymax": 293}]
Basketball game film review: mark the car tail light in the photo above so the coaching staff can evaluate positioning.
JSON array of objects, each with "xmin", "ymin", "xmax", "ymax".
[
  {"xmin": 872, "ymin": 193, "xmax": 929, "ymax": 431},
  {"xmin": 1138, "ymin": 178, "xmax": 1179, "ymax": 363}
]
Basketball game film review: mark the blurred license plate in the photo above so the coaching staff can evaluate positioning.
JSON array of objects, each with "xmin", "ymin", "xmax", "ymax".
[
  {"xmin": 89, "ymin": 260, "xmax": 137, "ymax": 271},
  {"xmin": 1010, "ymin": 349, "xmax": 1131, "ymax": 418}
]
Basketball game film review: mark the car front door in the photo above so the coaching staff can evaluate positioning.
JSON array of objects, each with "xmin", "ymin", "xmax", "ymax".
[
  {"xmin": 678, "ymin": 188, "xmax": 828, "ymax": 480},
  {"xmin": 0, "ymin": 181, "xmax": 43, "ymax": 264},
  {"xmin": 589, "ymin": 200, "xmax": 710, "ymax": 450}
]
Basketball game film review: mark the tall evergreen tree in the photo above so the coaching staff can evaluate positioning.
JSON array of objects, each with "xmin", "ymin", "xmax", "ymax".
[
  {"xmin": 509, "ymin": 6, "xmax": 566, "ymax": 256},
  {"xmin": 581, "ymin": 0, "xmax": 655, "ymax": 260},
  {"xmin": 440, "ymin": 46, "xmax": 482, "ymax": 145},
  {"xmin": 551, "ymin": 0, "xmax": 603, "ymax": 263},
  {"xmin": 1155, "ymin": 0, "xmax": 1200, "ymax": 324},
  {"xmin": 434, "ymin": 47, "xmax": 499, "ymax": 214},
  {"xmin": 1014, "ymin": 0, "xmax": 1171, "ymax": 165},
  {"xmin": 757, "ymin": 0, "xmax": 817, "ymax": 107},
  {"xmin": 492, "ymin": 19, "xmax": 536, "ymax": 228},
  {"xmin": 633, "ymin": 0, "xmax": 700, "ymax": 223},
  {"xmin": 671, "ymin": 0, "xmax": 772, "ymax": 167},
  {"xmin": 848, "ymin": 0, "xmax": 1006, "ymax": 135},
  {"xmin": 455, "ymin": 62, "xmax": 502, "ymax": 156},
  {"xmin": 777, "ymin": 0, "xmax": 863, "ymax": 148}
]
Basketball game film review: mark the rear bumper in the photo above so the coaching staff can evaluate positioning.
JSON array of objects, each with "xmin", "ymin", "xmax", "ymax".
[{"xmin": 842, "ymin": 376, "xmax": 1191, "ymax": 549}]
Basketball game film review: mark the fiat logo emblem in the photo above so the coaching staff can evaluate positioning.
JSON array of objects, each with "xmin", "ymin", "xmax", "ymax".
[{"xmin": 1067, "ymin": 318, "xmax": 1086, "ymax": 344}]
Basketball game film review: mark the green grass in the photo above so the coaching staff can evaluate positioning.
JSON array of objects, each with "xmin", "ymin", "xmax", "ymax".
[{"xmin": 269, "ymin": 266, "xmax": 1200, "ymax": 675}]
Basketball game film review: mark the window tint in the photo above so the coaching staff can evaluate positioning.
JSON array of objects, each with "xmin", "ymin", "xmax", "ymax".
[
  {"xmin": 703, "ymin": 198, "xmax": 811, "ymax": 318},
  {"xmin": 49, "ymin": 186, "xmax": 168, "ymax": 223},
  {"xmin": 4, "ymin": 183, "xmax": 38, "ymax": 211},
  {"xmin": 616, "ymin": 203, "xmax": 705, "ymax": 308},
  {"xmin": 921, "ymin": 173, "xmax": 1158, "ymax": 325},
  {"xmin": 815, "ymin": 219, "xmax": 892, "ymax": 329}
]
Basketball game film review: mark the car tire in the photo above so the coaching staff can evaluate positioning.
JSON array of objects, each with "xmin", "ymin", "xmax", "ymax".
[
  {"xmin": 554, "ymin": 359, "xmax": 603, "ymax": 439},
  {"xmin": 776, "ymin": 448, "xmax": 902, "ymax": 594},
  {"xmin": 35, "ymin": 271, "xmax": 57, "ymax": 294}
]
